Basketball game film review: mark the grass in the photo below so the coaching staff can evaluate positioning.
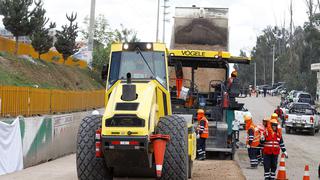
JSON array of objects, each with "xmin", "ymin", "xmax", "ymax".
[{"xmin": 0, "ymin": 51, "xmax": 104, "ymax": 90}]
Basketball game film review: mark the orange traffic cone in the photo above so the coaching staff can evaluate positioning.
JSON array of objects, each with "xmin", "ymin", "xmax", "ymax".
[
  {"xmin": 276, "ymin": 153, "xmax": 288, "ymax": 180},
  {"xmin": 150, "ymin": 134, "xmax": 170, "ymax": 178},
  {"xmin": 303, "ymin": 165, "xmax": 310, "ymax": 180}
]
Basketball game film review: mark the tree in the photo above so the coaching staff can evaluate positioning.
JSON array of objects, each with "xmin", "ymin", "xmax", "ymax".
[
  {"xmin": 30, "ymin": 1, "xmax": 55, "ymax": 59},
  {"xmin": 0, "ymin": 0, "xmax": 37, "ymax": 55},
  {"xmin": 80, "ymin": 14, "xmax": 113, "ymax": 45},
  {"xmin": 54, "ymin": 13, "xmax": 79, "ymax": 63},
  {"xmin": 113, "ymin": 24, "xmax": 140, "ymax": 43}
]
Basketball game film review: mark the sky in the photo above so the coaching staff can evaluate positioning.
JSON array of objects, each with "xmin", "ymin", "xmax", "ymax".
[{"xmin": 0, "ymin": 0, "xmax": 309, "ymax": 55}]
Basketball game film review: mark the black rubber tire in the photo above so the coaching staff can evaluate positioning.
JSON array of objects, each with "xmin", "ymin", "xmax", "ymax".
[
  {"xmin": 76, "ymin": 115, "xmax": 113, "ymax": 180},
  {"xmin": 310, "ymin": 128, "xmax": 315, "ymax": 136},
  {"xmin": 285, "ymin": 127, "xmax": 291, "ymax": 134},
  {"xmin": 156, "ymin": 115, "xmax": 188, "ymax": 180}
]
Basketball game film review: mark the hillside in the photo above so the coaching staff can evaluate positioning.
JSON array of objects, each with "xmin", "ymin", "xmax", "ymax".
[{"xmin": 0, "ymin": 52, "xmax": 104, "ymax": 90}]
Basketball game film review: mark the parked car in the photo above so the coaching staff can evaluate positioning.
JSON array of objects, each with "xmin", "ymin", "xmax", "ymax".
[
  {"xmin": 285, "ymin": 102, "xmax": 320, "ymax": 135},
  {"xmin": 234, "ymin": 107, "xmax": 252, "ymax": 130},
  {"xmin": 292, "ymin": 92, "xmax": 315, "ymax": 105},
  {"xmin": 270, "ymin": 84, "xmax": 285, "ymax": 96}
]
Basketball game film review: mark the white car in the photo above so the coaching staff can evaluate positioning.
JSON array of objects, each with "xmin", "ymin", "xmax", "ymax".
[
  {"xmin": 234, "ymin": 107, "xmax": 252, "ymax": 130},
  {"xmin": 285, "ymin": 102, "xmax": 320, "ymax": 135}
]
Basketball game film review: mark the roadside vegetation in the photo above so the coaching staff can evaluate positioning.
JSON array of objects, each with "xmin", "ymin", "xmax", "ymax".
[
  {"xmin": 0, "ymin": 52, "xmax": 103, "ymax": 90},
  {"xmin": 237, "ymin": 0, "xmax": 320, "ymax": 96}
]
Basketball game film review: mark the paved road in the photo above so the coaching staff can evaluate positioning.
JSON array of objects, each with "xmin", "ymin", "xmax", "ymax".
[{"xmin": 236, "ymin": 96, "xmax": 320, "ymax": 180}]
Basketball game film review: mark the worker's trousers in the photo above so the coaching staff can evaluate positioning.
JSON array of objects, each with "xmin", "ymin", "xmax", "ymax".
[
  {"xmin": 196, "ymin": 138, "xmax": 206, "ymax": 159},
  {"xmin": 263, "ymin": 154, "xmax": 278, "ymax": 180},
  {"xmin": 257, "ymin": 146, "xmax": 264, "ymax": 164},
  {"xmin": 248, "ymin": 147, "xmax": 259, "ymax": 167}
]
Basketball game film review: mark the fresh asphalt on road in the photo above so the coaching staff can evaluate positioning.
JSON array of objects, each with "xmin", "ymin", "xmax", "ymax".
[{"xmin": 236, "ymin": 96, "xmax": 320, "ymax": 180}]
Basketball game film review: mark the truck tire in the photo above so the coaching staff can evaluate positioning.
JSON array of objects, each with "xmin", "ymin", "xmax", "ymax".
[
  {"xmin": 76, "ymin": 115, "xmax": 113, "ymax": 180},
  {"xmin": 156, "ymin": 115, "xmax": 188, "ymax": 180},
  {"xmin": 285, "ymin": 127, "xmax": 291, "ymax": 134},
  {"xmin": 310, "ymin": 128, "xmax": 315, "ymax": 136}
]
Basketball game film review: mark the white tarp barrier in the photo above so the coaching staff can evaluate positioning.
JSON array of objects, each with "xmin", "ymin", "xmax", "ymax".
[{"xmin": 0, "ymin": 118, "xmax": 23, "ymax": 175}]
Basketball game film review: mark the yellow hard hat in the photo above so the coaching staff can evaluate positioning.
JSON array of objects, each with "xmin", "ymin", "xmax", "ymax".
[
  {"xmin": 244, "ymin": 114, "xmax": 252, "ymax": 121},
  {"xmin": 270, "ymin": 118, "xmax": 278, "ymax": 125},
  {"xmin": 231, "ymin": 70, "xmax": 238, "ymax": 77},
  {"xmin": 197, "ymin": 109, "xmax": 205, "ymax": 114},
  {"xmin": 271, "ymin": 113, "xmax": 278, "ymax": 119}
]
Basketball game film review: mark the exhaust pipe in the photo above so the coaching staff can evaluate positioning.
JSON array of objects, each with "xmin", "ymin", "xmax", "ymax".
[{"xmin": 122, "ymin": 73, "xmax": 137, "ymax": 101}]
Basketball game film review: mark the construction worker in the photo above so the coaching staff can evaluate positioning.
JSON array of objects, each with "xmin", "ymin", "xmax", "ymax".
[
  {"xmin": 245, "ymin": 115, "xmax": 261, "ymax": 168},
  {"xmin": 227, "ymin": 70, "xmax": 238, "ymax": 90},
  {"xmin": 261, "ymin": 119, "xmax": 288, "ymax": 180},
  {"xmin": 196, "ymin": 109, "xmax": 209, "ymax": 160},
  {"xmin": 271, "ymin": 113, "xmax": 282, "ymax": 136},
  {"xmin": 274, "ymin": 106, "xmax": 284, "ymax": 127},
  {"xmin": 257, "ymin": 118, "xmax": 269, "ymax": 165}
]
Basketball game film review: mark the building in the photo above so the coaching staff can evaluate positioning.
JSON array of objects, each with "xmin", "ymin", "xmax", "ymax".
[
  {"xmin": 0, "ymin": 28, "xmax": 31, "ymax": 44},
  {"xmin": 311, "ymin": 63, "xmax": 320, "ymax": 101}
]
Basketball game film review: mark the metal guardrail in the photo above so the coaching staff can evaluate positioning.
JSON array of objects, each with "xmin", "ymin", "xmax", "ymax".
[{"xmin": 0, "ymin": 86, "xmax": 105, "ymax": 117}]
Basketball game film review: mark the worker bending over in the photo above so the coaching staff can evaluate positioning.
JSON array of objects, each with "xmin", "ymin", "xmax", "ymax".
[
  {"xmin": 196, "ymin": 109, "xmax": 209, "ymax": 160},
  {"xmin": 261, "ymin": 119, "xmax": 288, "ymax": 180},
  {"xmin": 245, "ymin": 115, "xmax": 261, "ymax": 169}
]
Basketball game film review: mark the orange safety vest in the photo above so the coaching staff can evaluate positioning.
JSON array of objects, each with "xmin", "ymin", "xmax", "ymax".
[
  {"xmin": 197, "ymin": 117, "xmax": 209, "ymax": 139},
  {"xmin": 246, "ymin": 125, "xmax": 260, "ymax": 147},
  {"xmin": 263, "ymin": 131, "xmax": 282, "ymax": 155}
]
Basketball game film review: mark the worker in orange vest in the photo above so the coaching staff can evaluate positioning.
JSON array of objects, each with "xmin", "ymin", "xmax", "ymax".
[
  {"xmin": 257, "ymin": 118, "xmax": 269, "ymax": 165},
  {"xmin": 271, "ymin": 113, "xmax": 282, "ymax": 136},
  {"xmin": 196, "ymin": 109, "xmax": 209, "ymax": 160},
  {"xmin": 261, "ymin": 119, "xmax": 288, "ymax": 180},
  {"xmin": 245, "ymin": 114, "xmax": 261, "ymax": 169},
  {"xmin": 227, "ymin": 70, "xmax": 238, "ymax": 91}
]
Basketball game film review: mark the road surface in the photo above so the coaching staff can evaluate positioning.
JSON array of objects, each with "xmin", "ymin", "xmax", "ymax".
[
  {"xmin": 0, "ymin": 154, "xmax": 244, "ymax": 180},
  {"xmin": 236, "ymin": 96, "xmax": 320, "ymax": 180}
]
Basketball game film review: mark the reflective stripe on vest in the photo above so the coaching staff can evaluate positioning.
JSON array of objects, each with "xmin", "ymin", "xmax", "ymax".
[
  {"xmin": 198, "ymin": 118, "xmax": 209, "ymax": 139},
  {"xmin": 246, "ymin": 125, "xmax": 260, "ymax": 147},
  {"xmin": 263, "ymin": 131, "xmax": 281, "ymax": 155}
]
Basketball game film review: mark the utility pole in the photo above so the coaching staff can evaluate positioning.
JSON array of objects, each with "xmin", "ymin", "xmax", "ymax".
[
  {"xmin": 272, "ymin": 45, "xmax": 275, "ymax": 86},
  {"xmin": 162, "ymin": 0, "xmax": 170, "ymax": 43},
  {"xmin": 156, "ymin": 0, "xmax": 160, "ymax": 42},
  {"xmin": 254, "ymin": 62, "xmax": 256, "ymax": 88},
  {"xmin": 88, "ymin": 0, "xmax": 96, "ymax": 67}
]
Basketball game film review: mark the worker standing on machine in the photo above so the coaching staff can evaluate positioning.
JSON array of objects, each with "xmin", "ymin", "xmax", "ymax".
[
  {"xmin": 196, "ymin": 109, "xmax": 209, "ymax": 160},
  {"xmin": 227, "ymin": 70, "xmax": 238, "ymax": 92},
  {"xmin": 245, "ymin": 115, "xmax": 261, "ymax": 169},
  {"xmin": 261, "ymin": 119, "xmax": 288, "ymax": 180}
]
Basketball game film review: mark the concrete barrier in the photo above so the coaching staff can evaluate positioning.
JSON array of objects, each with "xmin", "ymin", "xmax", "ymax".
[{"xmin": 1, "ymin": 109, "xmax": 103, "ymax": 168}]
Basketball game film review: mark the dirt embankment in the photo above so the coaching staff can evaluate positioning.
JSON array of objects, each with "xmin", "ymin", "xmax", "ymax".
[{"xmin": 0, "ymin": 54, "xmax": 103, "ymax": 90}]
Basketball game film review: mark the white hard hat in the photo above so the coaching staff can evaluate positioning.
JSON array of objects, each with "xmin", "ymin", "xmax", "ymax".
[{"xmin": 91, "ymin": 110, "xmax": 100, "ymax": 115}]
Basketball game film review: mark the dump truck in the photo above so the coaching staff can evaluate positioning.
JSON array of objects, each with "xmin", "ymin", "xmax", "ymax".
[
  {"xmin": 169, "ymin": 6, "xmax": 250, "ymax": 159},
  {"xmin": 76, "ymin": 42, "xmax": 196, "ymax": 180}
]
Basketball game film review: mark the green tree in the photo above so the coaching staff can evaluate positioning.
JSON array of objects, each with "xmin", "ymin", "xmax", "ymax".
[
  {"xmin": 30, "ymin": 1, "xmax": 55, "ymax": 59},
  {"xmin": 114, "ymin": 24, "xmax": 140, "ymax": 43},
  {"xmin": 80, "ymin": 14, "xmax": 113, "ymax": 45},
  {"xmin": 0, "ymin": 0, "xmax": 38, "ymax": 54},
  {"xmin": 54, "ymin": 13, "xmax": 79, "ymax": 63}
]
